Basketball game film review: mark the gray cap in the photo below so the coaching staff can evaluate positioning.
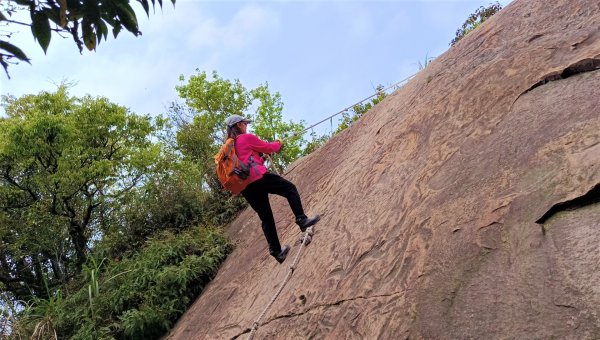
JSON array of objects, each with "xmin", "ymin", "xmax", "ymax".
[{"xmin": 225, "ymin": 115, "xmax": 252, "ymax": 127}]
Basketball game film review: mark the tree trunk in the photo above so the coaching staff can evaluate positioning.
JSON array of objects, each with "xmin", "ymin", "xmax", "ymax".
[{"xmin": 69, "ymin": 221, "xmax": 88, "ymax": 270}]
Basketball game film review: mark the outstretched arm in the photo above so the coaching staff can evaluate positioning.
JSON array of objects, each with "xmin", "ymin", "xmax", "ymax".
[{"xmin": 243, "ymin": 134, "xmax": 281, "ymax": 154}]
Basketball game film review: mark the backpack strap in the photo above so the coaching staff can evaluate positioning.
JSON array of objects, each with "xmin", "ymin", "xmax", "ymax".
[
  {"xmin": 247, "ymin": 155, "xmax": 261, "ymax": 175},
  {"xmin": 230, "ymin": 138, "xmax": 239, "ymax": 165}
]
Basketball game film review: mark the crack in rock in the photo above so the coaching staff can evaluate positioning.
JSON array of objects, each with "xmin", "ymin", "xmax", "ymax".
[
  {"xmin": 536, "ymin": 183, "xmax": 600, "ymax": 224},
  {"xmin": 509, "ymin": 58, "xmax": 600, "ymax": 115},
  {"xmin": 527, "ymin": 58, "xmax": 600, "ymax": 93},
  {"xmin": 231, "ymin": 292, "xmax": 403, "ymax": 339},
  {"xmin": 554, "ymin": 303, "xmax": 578, "ymax": 310}
]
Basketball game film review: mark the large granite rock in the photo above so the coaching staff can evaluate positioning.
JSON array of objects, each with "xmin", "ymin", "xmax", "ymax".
[{"xmin": 167, "ymin": 0, "xmax": 600, "ymax": 338}]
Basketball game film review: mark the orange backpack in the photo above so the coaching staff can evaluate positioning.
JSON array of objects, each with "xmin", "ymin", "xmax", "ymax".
[{"xmin": 214, "ymin": 138, "xmax": 251, "ymax": 194}]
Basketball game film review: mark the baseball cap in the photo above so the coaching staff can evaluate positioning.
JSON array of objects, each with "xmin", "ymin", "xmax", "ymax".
[{"xmin": 225, "ymin": 115, "xmax": 252, "ymax": 127}]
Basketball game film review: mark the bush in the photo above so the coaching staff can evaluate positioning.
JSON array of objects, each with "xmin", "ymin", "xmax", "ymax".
[
  {"xmin": 12, "ymin": 226, "xmax": 232, "ymax": 339},
  {"xmin": 97, "ymin": 157, "xmax": 245, "ymax": 260},
  {"xmin": 450, "ymin": 2, "xmax": 503, "ymax": 46}
]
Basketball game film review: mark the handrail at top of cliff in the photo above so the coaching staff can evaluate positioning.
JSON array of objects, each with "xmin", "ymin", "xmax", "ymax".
[{"xmin": 282, "ymin": 72, "xmax": 416, "ymax": 142}]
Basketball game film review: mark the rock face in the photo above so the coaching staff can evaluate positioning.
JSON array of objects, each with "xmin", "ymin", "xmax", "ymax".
[{"xmin": 167, "ymin": 0, "xmax": 600, "ymax": 339}]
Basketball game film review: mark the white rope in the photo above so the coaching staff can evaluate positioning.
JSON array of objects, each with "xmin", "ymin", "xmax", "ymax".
[
  {"xmin": 247, "ymin": 227, "xmax": 314, "ymax": 340},
  {"xmin": 246, "ymin": 74, "xmax": 417, "ymax": 338},
  {"xmin": 265, "ymin": 154, "xmax": 279, "ymax": 175}
]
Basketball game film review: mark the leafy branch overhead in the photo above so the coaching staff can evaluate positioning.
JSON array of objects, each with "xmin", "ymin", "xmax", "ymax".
[
  {"xmin": 0, "ymin": 0, "xmax": 175, "ymax": 77},
  {"xmin": 450, "ymin": 2, "xmax": 503, "ymax": 46}
]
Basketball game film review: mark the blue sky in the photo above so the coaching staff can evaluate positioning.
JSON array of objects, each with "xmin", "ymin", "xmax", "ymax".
[{"xmin": 1, "ymin": 0, "xmax": 511, "ymax": 136}]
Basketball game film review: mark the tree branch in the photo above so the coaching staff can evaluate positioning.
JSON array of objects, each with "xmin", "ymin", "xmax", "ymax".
[
  {"xmin": 69, "ymin": 20, "xmax": 83, "ymax": 53},
  {"xmin": 62, "ymin": 195, "xmax": 77, "ymax": 219},
  {"xmin": 3, "ymin": 19, "xmax": 30, "ymax": 27},
  {"xmin": 1, "ymin": 166, "xmax": 38, "ymax": 202}
]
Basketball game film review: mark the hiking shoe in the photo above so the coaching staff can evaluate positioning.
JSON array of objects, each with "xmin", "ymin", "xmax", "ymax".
[
  {"xmin": 273, "ymin": 245, "xmax": 291, "ymax": 264},
  {"xmin": 296, "ymin": 215, "xmax": 321, "ymax": 232}
]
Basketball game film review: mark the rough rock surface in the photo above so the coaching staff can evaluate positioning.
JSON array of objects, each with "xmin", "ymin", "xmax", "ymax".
[{"xmin": 167, "ymin": 0, "xmax": 600, "ymax": 338}]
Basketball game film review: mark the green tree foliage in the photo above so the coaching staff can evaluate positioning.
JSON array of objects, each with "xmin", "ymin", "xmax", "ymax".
[
  {"xmin": 0, "ymin": 0, "xmax": 175, "ymax": 77},
  {"xmin": 334, "ymin": 85, "xmax": 387, "ymax": 135},
  {"xmin": 0, "ymin": 87, "xmax": 234, "ymax": 339},
  {"xmin": 0, "ymin": 86, "xmax": 162, "ymax": 300},
  {"xmin": 8, "ymin": 226, "xmax": 231, "ymax": 339},
  {"xmin": 250, "ymin": 85, "xmax": 304, "ymax": 173},
  {"xmin": 300, "ymin": 85, "xmax": 389, "ymax": 156},
  {"xmin": 450, "ymin": 2, "xmax": 503, "ymax": 46},
  {"xmin": 98, "ymin": 157, "xmax": 242, "ymax": 259},
  {"xmin": 302, "ymin": 131, "xmax": 331, "ymax": 156},
  {"xmin": 174, "ymin": 70, "xmax": 252, "ymax": 166},
  {"xmin": 174, "ymin": 70, "xmax": 305, "ymax": 173}
]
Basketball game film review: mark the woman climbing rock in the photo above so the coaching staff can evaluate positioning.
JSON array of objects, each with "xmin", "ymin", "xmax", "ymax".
[{"xmin": 224, "ymin": 115, "xmax": 320, "ymax": 263}]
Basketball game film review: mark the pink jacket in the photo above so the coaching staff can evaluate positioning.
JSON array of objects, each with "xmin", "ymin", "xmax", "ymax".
[{"xmin": 235, "ymin": 133, "xmax": 281, "ymax": 184}]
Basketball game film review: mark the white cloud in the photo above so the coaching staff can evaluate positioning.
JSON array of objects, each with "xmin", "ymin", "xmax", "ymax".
[
  {"xmin": 0, "ymin": 0, "xmax": 514, "ymax": 124},
  {"xmin": 186, "ymin": 5, "xmax": 280, "ymax": 50}
]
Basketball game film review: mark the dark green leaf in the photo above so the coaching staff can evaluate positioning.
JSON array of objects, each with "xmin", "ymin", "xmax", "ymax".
[
  {"xmin": 31, "ymin": 11, "xmax": 51, "ymax": 54},
  {"xmin": 67, "ymin": 0, "xmax": 82, "ymax": 10},
  {"xmin": 102, "ymin": 12, "xmax": 116, "ymax": 27},
  {"xmin": 82, "ymin": 0, "xmax": 101, "ymax": 21},
  {"xmin": 95, "ymin": 20, "xmax": 102, "ymax": 42},
  {"xmin": 114, "ymin": 3, "xmax": 139, "ymax": 34},
  {"xmin": 1, "ymin": 58, "xmax": 9, "ymax": 78},
  {"xmin": 139, "ymin": 0, "xmax": 150, "ymax": 16},
  {"xmin": 42, "ymin": 7, "xmax": 61, "ymax": 26},
  {"xmin": 82, "ymin": 22, "xmax": 97, "ymax": 50},
  {"xmin": 0, "ymin": 41, "xmax": 30, "ymax": 63},
  {"xmin": 0, "ymin": 11, "xmax": 6, "ymax": 21},
  {"xmin": 97, "ymin": 19, "xmax": 109, "ymax": 41},
  {"xmin": 112, "ymin": 22, "xmax": 122, "ymax": 38},
  {"xmin": 14, "ymin": 0, "xmax": 32, "ymax": 5}
]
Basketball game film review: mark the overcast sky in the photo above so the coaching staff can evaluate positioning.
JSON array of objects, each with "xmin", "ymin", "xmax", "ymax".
[{"xmin": 1, "ymin": 0, "xmax": 511, "ymax": 136}]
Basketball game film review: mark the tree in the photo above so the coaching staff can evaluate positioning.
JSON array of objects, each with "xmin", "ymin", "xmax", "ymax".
[
  {"xmin": 450, "ymin": 2, "xmax": 503, "ymax": 46},
  {"xmin": 0, "ymin": 0, "xmax": 175, "ymax": 77},
  {"xmin": 174, "ymin": 70, "xmax": 252, "ymax": 166},
  {"xmin": 174, "ymin": 70, "xmax": 305, "ymax": 174},
  {"xmin": 334, "ymin": 85, "xmax": 387, "ymax": 135},
  {"xmin": 302, "ymin": 131, "xmax": 331, "ymax": 156},
  {"xmin": 0, "ymin": 86, "xmax": 163, "ymax": 300},
  {"xmin": 299, "ymin": 84, "xmax": 391, "ymax": 157},
  {"xmin": 250, "ymin": 84, "xmax": 304, "ymax": 173}
]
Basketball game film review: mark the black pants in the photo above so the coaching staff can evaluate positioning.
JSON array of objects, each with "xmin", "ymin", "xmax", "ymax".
[{"xmin": 241, "ymin": 173, "xmax": 306, "ymax": 255}]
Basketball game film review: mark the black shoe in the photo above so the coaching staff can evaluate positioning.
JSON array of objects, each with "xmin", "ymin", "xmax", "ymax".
[
  {"xmin": 296, "ymin": 215, "xmax": 321, "ymax": 232},
  {"xmin": 273, "ymin": 245, "xmax": 290, "ymax": 264}
]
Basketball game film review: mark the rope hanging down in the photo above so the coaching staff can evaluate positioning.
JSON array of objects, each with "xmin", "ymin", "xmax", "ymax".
[
  {"xmin": 246, "ymin": 226, "xmax": 315, "ymax": 340},
  {"xmin": 246, "ymin": 73, "xmax": 417, "ymax": 338}
]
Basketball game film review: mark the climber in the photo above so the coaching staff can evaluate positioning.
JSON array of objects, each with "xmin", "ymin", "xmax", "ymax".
[{"xmin": 225, "ymin": 115, "xmax": 320, "ymax": 264}]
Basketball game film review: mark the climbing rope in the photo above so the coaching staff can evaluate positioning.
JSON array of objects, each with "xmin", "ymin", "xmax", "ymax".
[
  {"xmin": 246, "ymin": 226, "xmax": 315, "ymax": 340},
  {"xmin": 264, "ymin": 154, "xmax": 279, "ymax": 175},
  {"xmin": 246, "ymin": 73, "xmax": 417, "ymax": 338}
]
